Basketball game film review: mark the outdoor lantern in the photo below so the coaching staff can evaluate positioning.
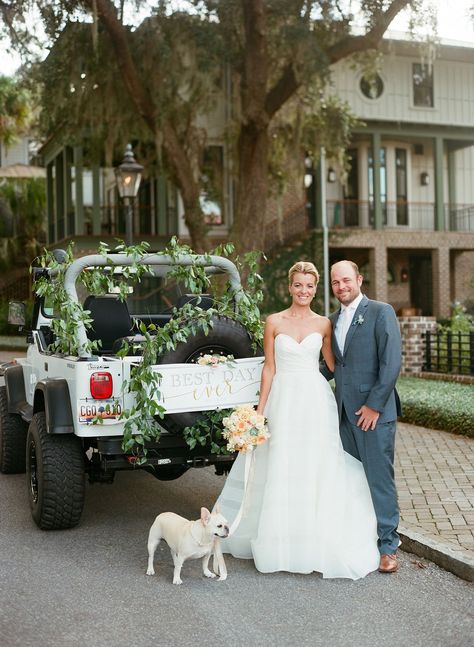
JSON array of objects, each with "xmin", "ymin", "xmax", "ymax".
[
  {"xmin": 420, "ymin": 172, "xmax": 430, "ymax": 186},
  {"xmin": 115, "ymin": 144, "xmax": 144, "ymax": 246},
  {"xmin": 115, "ymin": 144, "xmax": 144, "ymax": 200},
  {"xmin": 327, "ymin": 167, "xmax": 337, "ymax": 183}
]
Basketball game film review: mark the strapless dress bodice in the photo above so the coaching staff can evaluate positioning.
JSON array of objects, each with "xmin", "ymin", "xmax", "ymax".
[{"xmin": 274, "ymin": 332, "xmax": 322, "ymax": 373}]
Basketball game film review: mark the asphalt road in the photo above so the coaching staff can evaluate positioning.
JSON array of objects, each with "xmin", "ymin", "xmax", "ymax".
[{"xmin": 0, "ymin": 463, "xmax": 473, "ymax": 647}]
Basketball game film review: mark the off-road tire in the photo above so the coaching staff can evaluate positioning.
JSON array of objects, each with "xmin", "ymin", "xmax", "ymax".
[
  {"xmin": 26, "ymin": 412, "xmax": 85, "ymax": 530},
  {"xmin": 156, "ymin": 315, "xmax": 262, "ymax": 434},
  {"xmin": 0, "ymin": 385, "xmax": 28, "ymax": 473}
]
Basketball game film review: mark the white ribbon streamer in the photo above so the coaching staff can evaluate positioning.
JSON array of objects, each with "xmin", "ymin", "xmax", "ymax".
[{"xmin": 228, "ymin": 447, "xmax": 255, "ymax": 536}]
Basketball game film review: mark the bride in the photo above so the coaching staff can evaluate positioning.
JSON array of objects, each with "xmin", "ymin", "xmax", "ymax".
[{"xmin": 216, "ymin": 261, "xmax": 380, "ymax": 579}]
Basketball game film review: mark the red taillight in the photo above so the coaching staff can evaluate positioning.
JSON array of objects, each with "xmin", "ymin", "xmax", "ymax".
[{"xmin": 90, "ymin": 372, "xmax": 113, "ymax": 399}]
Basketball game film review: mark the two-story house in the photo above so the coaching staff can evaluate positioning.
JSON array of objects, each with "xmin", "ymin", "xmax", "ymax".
[{"xmin": 316, "ymin": 37, "xmax": 474, "ymax": 318}]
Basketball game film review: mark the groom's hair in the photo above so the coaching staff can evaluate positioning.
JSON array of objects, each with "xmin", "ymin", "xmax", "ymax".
[
  {"xmin": 330, "ymin": 260, "xmax": 360, "ymax": 277},
  {"xmin": 288, "ymin": 261, "xmax": 320, "ymax": 286}
]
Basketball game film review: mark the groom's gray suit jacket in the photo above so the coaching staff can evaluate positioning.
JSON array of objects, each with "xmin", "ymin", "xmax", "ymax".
[{"xmin": 326, "ymin": 295, "xmax": 402, "ymax": 426}]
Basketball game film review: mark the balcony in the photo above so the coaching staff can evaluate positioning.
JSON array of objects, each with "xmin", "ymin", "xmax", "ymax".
[
  {"xmin": 50, "ymin": 204, "xmax": 178, "ymax": 242},
  {"xmin": 326, "ymin": 201, "xmax": 474, "ymax": 232}
]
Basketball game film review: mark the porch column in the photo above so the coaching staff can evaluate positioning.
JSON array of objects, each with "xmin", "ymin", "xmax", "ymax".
[
  {"xmin": 73, "ymin": 146, "xmax": 84, "ymax": 235},
  {"xmin": 156, "ymin": 176, "xmax": 167, "ymax": 235},
  {"xmin": 434, "ymin": 136, "xmax": 445, "ymax": 231},
  {"xmin": 447, "ymin": 146, "xmax": 457, "ymax": 232},
  {"xmin": 313, "ymin": 159, "xmax": 323, "ymax": 229},
  {"xmin": 91, "ymin": 163, "xmax": 101, "ymax": 235},
  {"xmin": 432, "ymin": 247, "xmax": 450, "ymax": 318},
  {"xmin": 369, "ymin": 244, "xmax": 388, "ymax": 303},
  {"xmin": 46, "ymin": 162, "xmax": 55, "ymax": 244},
  {"xmin": 63, "ymin": 147, "xmax": 73, "ymax": 237},
  {"xmin": 372, "ymin": 133, "xmax": 383, "ymax": 230},
  {"xmin": 54, "ymin": 152, "xmax": 65, "ymax": 240}
]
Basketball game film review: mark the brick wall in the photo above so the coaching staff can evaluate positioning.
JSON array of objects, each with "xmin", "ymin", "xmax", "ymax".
[
  {"xmin": 452, "ymin": 250, "xmax": 474, "ymax": 306},
  {"xmin": 328, "ymin": 229, "xmax": 474, "ymax": 318},
  {"xmin": 398, "ymin": 316, "xmax": 438, "ymax": 374}
]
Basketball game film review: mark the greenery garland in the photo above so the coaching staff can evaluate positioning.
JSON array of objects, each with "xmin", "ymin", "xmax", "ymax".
[
  {"xmin": 183, "ymin": 408, "xmax": 233, "ymax": 456},
  {"xmin": 32, "ymin": 237, "xmax": 264, "ymax": 463}
]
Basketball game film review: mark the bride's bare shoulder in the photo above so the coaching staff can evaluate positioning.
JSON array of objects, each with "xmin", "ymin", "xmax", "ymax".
[
  {"xmin": 314, "ymin": 315, "xmax": 332, "ymax": 334},
  {"xmin": 315, "ymin": 314, "xmax": 331, "ymax": 324},
  {"xmin": 265, "ymin": 311, "xmax": 288, "ymax": 325}
]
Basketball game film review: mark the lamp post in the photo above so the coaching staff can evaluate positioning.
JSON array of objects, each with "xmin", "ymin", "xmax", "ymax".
[{"xmin": 115, "ymin": 143, "xmax": 144, "ymax": 246}]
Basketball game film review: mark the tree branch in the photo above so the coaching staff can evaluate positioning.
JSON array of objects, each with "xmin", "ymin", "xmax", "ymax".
[
  {"xmin": 83, "ymin": 0, "xmax": 201, "ymax": 235},
  {"xmin": 327, "ymin": 0, "xmax": 412, "ymax": 63},
  {"xmin": 241, "ymin": 0, "xmax": 268, "ymax": 126},
  {"xmin": 84, "ymin": 0, "xmax": 156, "ymax": 133},
  {"xmin": 264, "ymin": 62, "xmax": 300, "ymax": 118}
]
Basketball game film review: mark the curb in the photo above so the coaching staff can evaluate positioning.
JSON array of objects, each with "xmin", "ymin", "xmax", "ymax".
[{"xmin": 399, "ymin": 525, "xmax": 474, "ymax": 582}]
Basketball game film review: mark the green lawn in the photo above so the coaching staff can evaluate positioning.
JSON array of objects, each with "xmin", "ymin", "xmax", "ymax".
[{"xmin": 397, "ymin": 376, "xmax": 474, "ymax": 437}]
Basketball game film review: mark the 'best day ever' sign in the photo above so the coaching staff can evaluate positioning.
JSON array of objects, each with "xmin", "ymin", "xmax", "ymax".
[{"xmin": 153, "ymin": 357, "xmax": 263, "ymax": 413}]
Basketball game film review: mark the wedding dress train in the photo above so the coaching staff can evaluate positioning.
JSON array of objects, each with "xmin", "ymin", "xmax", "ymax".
[{"xmin": 216, "ymin": 332, "xmax": 380, "ymax": 580}]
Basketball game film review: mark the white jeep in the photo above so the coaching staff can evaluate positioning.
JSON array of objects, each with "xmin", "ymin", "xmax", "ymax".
[{"xmin": 0, "ymin": 251, "xmax": 262, "ymax": 530}]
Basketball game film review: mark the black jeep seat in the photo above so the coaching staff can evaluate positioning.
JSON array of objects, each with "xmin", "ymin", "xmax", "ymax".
[{"xmin": 83, "ymin": 295, "xmax": 134, "ymax": 354}]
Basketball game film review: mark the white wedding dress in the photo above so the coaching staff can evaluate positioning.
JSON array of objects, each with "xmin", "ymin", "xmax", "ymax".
[{"xmin": 216, "ymin": 332, "xmax": 380, "ymax": 580}]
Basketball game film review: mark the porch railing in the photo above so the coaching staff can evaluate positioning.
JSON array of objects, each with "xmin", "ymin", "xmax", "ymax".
[
  {"xmin": 423, "ymin": 330, "xmax": 474, "ymax": 375},
  {"xmin": 326, "ymin": 200, "xmax": 474, "ymax": 232},
  {"xmin": 449, "ymin": 204, "xmax": 474, "ymax": 232}
]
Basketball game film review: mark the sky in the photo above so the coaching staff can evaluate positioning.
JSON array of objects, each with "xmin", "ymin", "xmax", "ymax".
[{"xmin": 0, "ymin": 0, "xmax": 473, "ymax": 77}]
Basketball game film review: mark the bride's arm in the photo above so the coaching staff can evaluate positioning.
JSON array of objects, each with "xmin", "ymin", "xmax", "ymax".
[
  {"xmin": 321, "ymin": 318, "xmax": 335, "ymax": 373},
  {"xmin": 256, "ymin": 316, "xmax": 277, "ymax": 416}
]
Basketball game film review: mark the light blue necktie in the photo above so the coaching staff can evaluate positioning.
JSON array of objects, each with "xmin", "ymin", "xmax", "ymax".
[{"xmin": 336, "ymin": 308, "xmax": 349, "ymax": 352}]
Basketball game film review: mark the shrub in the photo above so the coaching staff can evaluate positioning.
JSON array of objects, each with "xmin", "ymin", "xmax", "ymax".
[{"xmin": 397, "ymin": 376, "xmax": 474, "ymax": 437}]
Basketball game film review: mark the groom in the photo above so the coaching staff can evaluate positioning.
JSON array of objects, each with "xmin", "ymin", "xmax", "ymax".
[{"xmin": 327, "ymin": 260, "xmax": 402, "ymax": 573}]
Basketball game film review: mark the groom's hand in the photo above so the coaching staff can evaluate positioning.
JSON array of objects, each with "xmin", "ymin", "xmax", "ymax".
[{"xmin": 355, "ymin": 405, "xmax": 380, "ymax": 431}]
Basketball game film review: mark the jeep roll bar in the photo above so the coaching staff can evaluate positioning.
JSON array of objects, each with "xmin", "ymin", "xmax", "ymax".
[{"xmin": 61, "ymin": 253, "xmax": 243, "ymax": 358}]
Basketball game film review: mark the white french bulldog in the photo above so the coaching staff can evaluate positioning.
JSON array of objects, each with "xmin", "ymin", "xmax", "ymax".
[{"xmin": 146, "ymin": 506, "xmax": 229, "ymax": 585}]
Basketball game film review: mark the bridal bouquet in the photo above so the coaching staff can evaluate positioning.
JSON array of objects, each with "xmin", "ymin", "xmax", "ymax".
[{"xmin": 222, "ymin": 404, "xmax": 270, "ymax": 453}]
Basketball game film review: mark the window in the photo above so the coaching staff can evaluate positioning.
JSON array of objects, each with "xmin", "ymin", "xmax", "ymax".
[
  {"xmin": 395, "ymin": 149, "xmax": 408, "ymax": 225},
  {"xmin": 413, "ymin": 63, "xmax": 433, "ymax": 107},
  {"xmin": 360, "ymin": 74, "xmax": 384, "ymax": 100},
  {"xmin": 368, "ymin": 147, "xmax": 387, "ymax": 225},
  {"xmin": 343, "ymin": 149, "xmax": 359, "ymax": 226}
]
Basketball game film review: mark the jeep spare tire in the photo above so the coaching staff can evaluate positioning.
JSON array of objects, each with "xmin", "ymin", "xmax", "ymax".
[{"xmin": 156, "ymin": 315, "xmax": 262, "ymax": 434}]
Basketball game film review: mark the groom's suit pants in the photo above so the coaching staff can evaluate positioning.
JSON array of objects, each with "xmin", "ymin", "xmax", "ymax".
[{"xmin": 340, "ymin": 407, "xmax": 400, "ymax": 555}]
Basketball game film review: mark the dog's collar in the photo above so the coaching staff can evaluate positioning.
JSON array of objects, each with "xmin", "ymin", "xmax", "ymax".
[{"xmin": 190, "ymin": 521, "xmax": 213, "ymax": 547}]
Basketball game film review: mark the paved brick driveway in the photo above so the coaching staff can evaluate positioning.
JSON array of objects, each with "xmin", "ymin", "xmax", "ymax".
[{"xmin": 396, "ymin": 422, "xmax": 474, "ymax": 558}]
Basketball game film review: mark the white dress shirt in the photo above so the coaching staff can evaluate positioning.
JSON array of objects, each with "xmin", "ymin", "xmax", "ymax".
[{"xmin": 336, "ymin": 292, "xmax": 364, "ymax": 352}]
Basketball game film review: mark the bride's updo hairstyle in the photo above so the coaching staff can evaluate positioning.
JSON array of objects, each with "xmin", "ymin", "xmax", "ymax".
[{"xmin": 288, "ymin": 261, "xmax": 320, "ymax": 286}]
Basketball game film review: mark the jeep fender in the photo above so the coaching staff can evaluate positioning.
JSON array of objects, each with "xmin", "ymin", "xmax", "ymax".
[
  {"xmin": 4, "ymin": 364, "xmax": 28, "ymax": 414},
  {"xmin": 34, "ymin": 379, "xmax": 74, "ymax": 434}
]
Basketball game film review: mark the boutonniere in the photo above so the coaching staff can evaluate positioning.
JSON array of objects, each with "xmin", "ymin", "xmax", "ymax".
[{"xmin": 353, "ymin": 314, "xmax": 364, "ymax": 326}]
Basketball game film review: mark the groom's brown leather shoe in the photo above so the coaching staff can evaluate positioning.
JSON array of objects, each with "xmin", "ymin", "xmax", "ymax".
[{"xmin": 379, "ymin": 554, "xmax": 399, "ymax": 573}]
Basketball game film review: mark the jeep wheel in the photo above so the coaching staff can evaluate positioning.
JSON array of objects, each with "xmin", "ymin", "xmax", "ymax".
[
  {"xmin": 156, "ymin": 315, "xmax": 262, "ymax": 434},
  {"xmin": 0, "ymin": 385, "xmax": 28, "ymax": 473},
  {"xmin": 26, "ymin": 412, "xmax": 85, "ymax": 530}
]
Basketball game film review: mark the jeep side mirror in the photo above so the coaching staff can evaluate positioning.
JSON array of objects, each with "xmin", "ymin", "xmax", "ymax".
[{"xmin": 8, "ymin": 301, "xmax": 26, "ymax": 328}]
